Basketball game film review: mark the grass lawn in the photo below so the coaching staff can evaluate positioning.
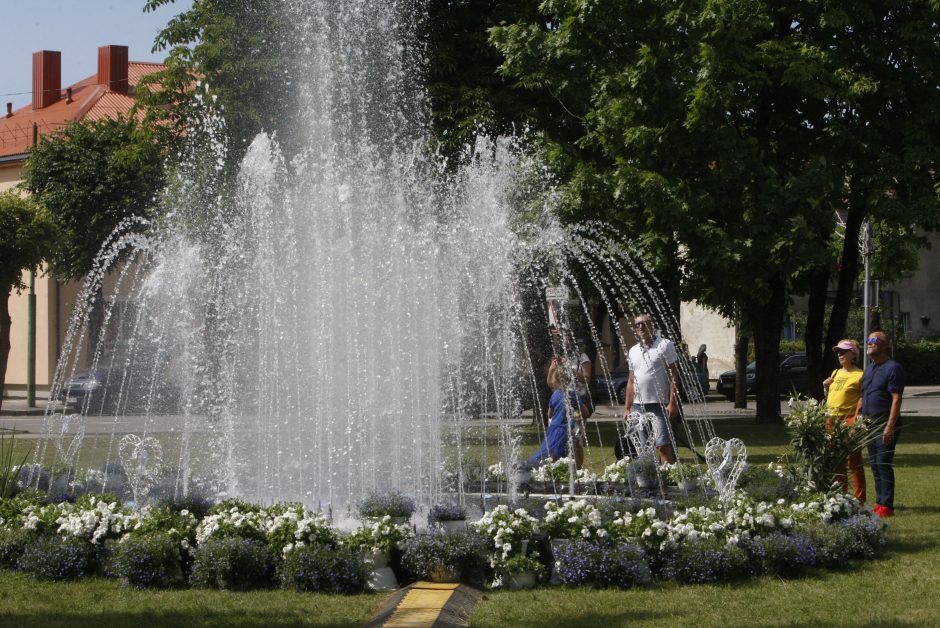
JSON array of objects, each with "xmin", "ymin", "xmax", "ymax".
[{"xmin": 2, "ymin": 414, "xmax": 938, "ymax": 627}]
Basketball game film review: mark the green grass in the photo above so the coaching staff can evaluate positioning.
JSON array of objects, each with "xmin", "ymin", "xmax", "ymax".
[
  {"xmin": 470, "ymin": 415, "xmax": 940, "ymax": 627},
  {"xmin": 2, "ymin": 416, "xmax": 939, "ymax": 627}
]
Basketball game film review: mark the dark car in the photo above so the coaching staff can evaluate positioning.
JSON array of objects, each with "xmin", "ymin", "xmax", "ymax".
[
  {"xmin": 58, "ymin": 369, "xmax": 181, "ymax": 414},
  {"xmin": 592, "ymin": 364, "xmax": 630, "ymax": 403},
  {"xmin": 716, "ymin": 352, "xmax": 808, "ymax": 401}
]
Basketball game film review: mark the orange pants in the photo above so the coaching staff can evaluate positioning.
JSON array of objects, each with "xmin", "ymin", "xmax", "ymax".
[{"xmin": 829, "ymin": 414, "xmax": 866, "ymax": 502}]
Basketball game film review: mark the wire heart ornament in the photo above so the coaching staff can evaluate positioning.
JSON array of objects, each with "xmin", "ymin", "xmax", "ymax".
[
  {"xmin": 625, "ymin": 411, "xmax": 657, "ymax": 457},
  {"xmin": 119, "ymin": 434, "xmax": 164, "ymax": 506},
  {"xmin": 705, "ymin": 436, "xmax": 747, "ymax": 505},
  {"xmin": 48, "ymin": 413, "xmax": 86, "ymax": 466}
]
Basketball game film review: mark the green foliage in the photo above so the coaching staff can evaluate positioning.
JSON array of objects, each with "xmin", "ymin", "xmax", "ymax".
[
  {"xmin": 0, "ymin": 192, "xmax": 55, "ymax": 291},
  {"xmin": 894, "ymin": 339, "xmax": 940, "ymax": 385},
  {"xmin": 142, "ymin": 0, "xmax": 305, "ymax": 161},
  {"xmin": 277, "ymin": 544, "xmax": 366, "ymax": 594},
  {"xmin": 189, "ymin": 536, "xmax": 275, "ymax": 591},
  {"xmin": 779, "ymin": 396, "xmax": 878, "ymax": 491},
  {"xmin": 0, "ymin": 427, "xmax": 32, "ymax": 499},
  {"xmin": 17, "ymin": 534, "xmax": 97, "ymax": 581},
  {"xmin": 21, "ymin": 118, "xmax": 165, "ymax": 280},
  {"xmin": 108, "ymin": 532, "xmax": 185, "ymax": 589}
]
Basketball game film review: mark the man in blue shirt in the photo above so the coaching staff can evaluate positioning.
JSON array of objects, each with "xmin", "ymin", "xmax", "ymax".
[{"xmin": 855, "ymin": 331, "xmax": 905, "ymax": 517}]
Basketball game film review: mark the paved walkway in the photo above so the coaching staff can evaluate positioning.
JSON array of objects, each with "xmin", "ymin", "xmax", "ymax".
[{"xmin": 367, "ymin": 581, "xmax": 480, "ymax": 628}]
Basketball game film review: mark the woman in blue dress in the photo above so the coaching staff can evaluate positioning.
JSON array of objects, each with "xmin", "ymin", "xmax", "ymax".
[{"xmin": 529, "ymin": 360, "xmax": 590, "ymax": 466}]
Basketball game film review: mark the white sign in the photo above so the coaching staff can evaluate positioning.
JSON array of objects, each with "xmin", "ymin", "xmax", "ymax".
[{"xmin": 545, "ymin": 286, "xmax": 569, "ymax": 301}]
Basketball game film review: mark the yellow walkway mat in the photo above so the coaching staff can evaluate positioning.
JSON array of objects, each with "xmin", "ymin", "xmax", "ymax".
[{"xmin": 382, "ymin": 582, "xmax": 460, "ymax": 628}]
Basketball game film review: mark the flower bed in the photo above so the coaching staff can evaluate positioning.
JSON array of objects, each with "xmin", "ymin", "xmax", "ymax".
[{"xmin": 0, "ymin": 479, "xmax": 887, "ymax": 591}]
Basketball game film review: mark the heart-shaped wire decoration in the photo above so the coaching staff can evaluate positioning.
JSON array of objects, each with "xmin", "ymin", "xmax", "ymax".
[
  {"xmin": 119, "ymin": 434, "xmax": 163, "ymax": 506},
  {"xmin": 705, "ymin": 437, "xmax": 747, "ymax": 506},
  {"xmin": 49, "ymin": 413, "xmax": 86, "ymax": 466},
  {"xmin": 625, "ymin": 411, "xmax": 657, "ymax": 457}
]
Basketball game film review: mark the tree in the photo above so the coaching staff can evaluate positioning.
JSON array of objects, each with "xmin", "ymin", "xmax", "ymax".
[
  {"xmin": 0, "ymin": 193, "xmax": 56, "ymax": 414},
  {"xmin": 21, "ymin": 117, "xmax": 166, "ymax": 281},
  {"xmin": 141, "ymin": 0, "xmax": 306, "ymax": 163},
  {"xmin": 488, "ymin": 0, "xmax": 940, "ymax": 421}
]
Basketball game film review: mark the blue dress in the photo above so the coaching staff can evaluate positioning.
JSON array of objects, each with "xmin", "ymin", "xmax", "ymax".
[{"xmin": 529, "ymin": 389, "xmax": 582, "ymax": 464}]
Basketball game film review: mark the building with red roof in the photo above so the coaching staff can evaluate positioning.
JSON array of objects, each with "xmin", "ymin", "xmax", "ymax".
[{"xmin": 2, "ymin": 45, "xmax": 165, "ymax": 400}]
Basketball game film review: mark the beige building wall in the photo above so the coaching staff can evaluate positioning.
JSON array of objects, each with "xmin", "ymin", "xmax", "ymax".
[
  {"xmin": 889, "ymin": 232, "xmax": 940, "ymax": 340},
  {"xmin": 0, "ymin": 162, "xmax": 22, "ymax": 192},
  {"xmin": 679, "ymin": 300, "xmax": 735, "ymax": 379}
]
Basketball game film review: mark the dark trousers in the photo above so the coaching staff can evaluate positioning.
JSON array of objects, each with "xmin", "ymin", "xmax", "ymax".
[{"xmin": 868, "ymin": 424, "xmax": 901, "ymax": 509}]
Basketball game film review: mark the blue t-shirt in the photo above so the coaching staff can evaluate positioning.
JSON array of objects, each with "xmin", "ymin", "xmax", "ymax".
[{"xmin": 861, "ymin": 359, "xmax": 905, "ymax": 419}]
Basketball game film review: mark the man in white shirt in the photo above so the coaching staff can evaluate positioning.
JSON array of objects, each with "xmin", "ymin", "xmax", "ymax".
[{"xmin": 624, "ymin": 313, "xmax": 679, "ymax": 463}]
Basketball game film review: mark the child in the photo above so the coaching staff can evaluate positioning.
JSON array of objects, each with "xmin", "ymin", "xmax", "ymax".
[{"xmin": 529, "ymin": 360, "xmax": 590, "ymax": 467}]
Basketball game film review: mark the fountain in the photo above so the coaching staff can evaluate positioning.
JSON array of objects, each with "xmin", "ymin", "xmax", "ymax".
[{"xmin": 30, "ymin": 0, "xmax": 719, "ymax": 511}]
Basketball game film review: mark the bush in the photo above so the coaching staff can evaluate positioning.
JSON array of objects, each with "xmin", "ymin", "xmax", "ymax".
[
  {"xmin": 401, "ymin": 531, "xmax": 490, "ymax": 585},
  {"xmin": 109, "ymin": 533, "xmax": 184, "ymax": 589},
  {"xmin": 278, "ymin": 544, "xmax": 366, "ymax": 594},
  {"xmin": 0, "ymin": 528, "xmax": 32, "ymax": 568},
  {"xmin": 746, "ymin": 532, "xmax": 816, "ymax": 577},
  {"xmin": 739, "ymin": 466, "xmax": 799, "ymax": 503},
  {"xmin": 894, "ymin": 339, "xmax": 940, "ymax": 385},
  {"xmin": 17, "ymin": 534, "xmax": 96, "ymax": 580},
  {"xmin": 551, "ymin": 539, "xmax": 651, "ymax": 589},
  {"xmin": 658, "ymin": 539, "xmax": 749, "ymax": 584},
  {"xmin": 357, "ymin": 491, "xmax": 416, "ymax": 519},
  {"xmin": 189, "ymin": 536, "xmax": 275, "ymax": 590},
  {"xmin": 840, "ymin": 514, "xmax": 887, "ymax": 559}
]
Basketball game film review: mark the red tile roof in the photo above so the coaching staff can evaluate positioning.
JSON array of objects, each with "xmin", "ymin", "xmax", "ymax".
[{"xmin": 0, "ymin": 61, "xmax": 164, "ymax": 159}]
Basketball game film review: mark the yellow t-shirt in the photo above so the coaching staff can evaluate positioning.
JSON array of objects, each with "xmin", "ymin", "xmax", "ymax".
[{"xmin": 826, "ymin": 368, "xmax": 863, "ymax": 417}]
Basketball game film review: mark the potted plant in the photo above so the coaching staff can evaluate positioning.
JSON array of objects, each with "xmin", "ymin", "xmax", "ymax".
[
  {"xmin": 633, "ymin": 456, "xmax": 659, "ymax": 488},
  {"xmin": 428, "ymin": 502, "xmax": 468, "ymax": 533},
  {"xmin": 356, "ymin": 490, "xmax": 415, "ymax": 524},
  {"xmin": 665, "ymin": 463, "xmax": 702, "ymax": 491},
  {"xmin": 498, "ymin": 553, "xmax": 545, "ymax": 590}
]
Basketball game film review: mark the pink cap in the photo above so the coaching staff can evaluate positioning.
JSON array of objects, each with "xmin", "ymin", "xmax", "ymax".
[{"xmin": 832, "ymin": 340, "xmax": 859, "ymax": 358}]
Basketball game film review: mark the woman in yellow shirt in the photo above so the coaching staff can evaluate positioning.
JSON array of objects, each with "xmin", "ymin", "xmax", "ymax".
[{"xmin": 823, "ymin": 339, "xmax": 865, "ymax": 501}]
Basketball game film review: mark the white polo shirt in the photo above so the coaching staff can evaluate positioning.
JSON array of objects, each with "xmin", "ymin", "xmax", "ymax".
[{"xmin": 628, "ymin": 336, "xmax": 678, "ymax": 404}]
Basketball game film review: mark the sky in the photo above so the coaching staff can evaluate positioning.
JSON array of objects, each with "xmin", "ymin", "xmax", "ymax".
[{"xmin": 0, "ymin": 0, "xmax": 194, "ymax": 110}]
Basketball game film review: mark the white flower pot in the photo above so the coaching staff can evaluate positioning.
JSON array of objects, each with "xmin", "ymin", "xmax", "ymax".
[
  {"xmin": 636, "ymin": 474, "xmax": 655, "ymax": 488},
  {"xmin": 368, "ymin": 566, "xmax": 399, "ymax": 591},
  {"xmin": 508, "ymin": 571, "xmax": 536, "ymax": 590},
  {"xmin": 437, "ymin": 519, "xmax": 467, "ymax": 534},
  {"xmin": 364, "ymin": 548, "xmax": 389, "ymax": 569},
  {"xmin": 678, "ymin": 478, "xmax": 698, "ymax": 491}
]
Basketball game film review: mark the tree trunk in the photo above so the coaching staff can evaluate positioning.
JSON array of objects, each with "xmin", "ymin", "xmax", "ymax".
[
  {"xmin": 734, "ymin": 323, "xmax": 749, "ymax": 409},
  {"xmin": 804, "ymin": 266, "xmax": 830, "ymax": 400},
  {"xmin": 750, "ymin": 277, "xmax": 787, "ymax": 423},
  {"xmin": 0, "ymin": 289, "xmax": 11, "ymax": 415},
  {"xmin": 825, "ymin": 204, "xmax": 865, "ymax": 373}
]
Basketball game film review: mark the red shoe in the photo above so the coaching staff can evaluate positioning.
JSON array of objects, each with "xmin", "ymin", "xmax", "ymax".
[
  {"xmin": 879, "ymin": 506, "xmax": 895, "ymax": 518},
  {"xmin": 872, "ymin": 505, "xmax": 886, "ymax": 516}
]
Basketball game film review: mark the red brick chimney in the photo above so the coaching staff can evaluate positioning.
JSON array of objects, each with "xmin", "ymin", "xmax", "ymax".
[
  {"xmin": 98, "ymin": 45, "xmax": 129, "ymax": 94},
  {"xmin": 32, "ymin": 50, "xmax": 61, "ymax": 110}
]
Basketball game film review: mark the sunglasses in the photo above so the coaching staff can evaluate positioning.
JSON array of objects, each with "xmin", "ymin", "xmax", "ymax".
[
  {"xmin": 866, "ymin": 337, "xmax": 882, "ymax": 345},
  {"xmin": 634, "ymin": 321, "xmax": 651, "ymax": 328}
]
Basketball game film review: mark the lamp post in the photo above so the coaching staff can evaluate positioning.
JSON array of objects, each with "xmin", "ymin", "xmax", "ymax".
[{"xmin": 862, "ymin": 221, "xmax": 872, "ymax": 369}]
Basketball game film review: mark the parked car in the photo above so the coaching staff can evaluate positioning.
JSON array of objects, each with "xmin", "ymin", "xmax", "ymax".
[
  {"xmin": 715, "ymin": 352, "xmax": 808, "ymax": 401},
  {"xmin": 592, "ymin": 364, "xmax": 630, "ymax": 403},
  {"xmin": 58, "ymin": 369, "xmax": 181, "ymax": 414}
]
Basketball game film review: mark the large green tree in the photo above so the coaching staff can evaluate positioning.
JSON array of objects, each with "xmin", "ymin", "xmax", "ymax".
[
  {"xmin": 141, "ymin": 0, "xmax": 305, "ymax": 162},
  {"xmin": 0, "ymin": 193, "xmax": 56, "ymax": 413},
  {"xmin": 487, "ymin": 0, "xmax": 940, "ymax": 420},
  {"xmin": 21, "ymin": 117, "xmax": 166, "ymax": 281}
]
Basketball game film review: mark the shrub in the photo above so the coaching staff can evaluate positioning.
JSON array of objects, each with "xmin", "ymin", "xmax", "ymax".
[
  {"xmin": 739, "ymin": 465, "xmax": 800, "ymax": 502},
  {"xmin": 552, "ymin": 539, "xmax": 651, "ymax": 588},
  {"xmin": 840, "ymin": 514, "xmax": 887, "ymax": 559},
  {"xmin": 658, "ymin": 538, "xmax": 749, "ymax": 584},
  {"xmin": 895, "ymin": 339, "xmax": 940, "ymax": 385},
  {"xmin": 342, "ymin": 515, "xmax": 413, "ymax": 555},
  {"xmin": 401, "ymin": 531, "xmax": 490, "ymax": 585},
  {"xmin": 0, "ymin": 528, "xmax": 32, "ymax": 568},
  {"xmin": 109, "ymin": 533, "xmax": 184, "ymax": 589},
  {"xmin": 189, "ymin": 536, "xmax": 275, "ymax": 590},
  {"xmin": 17, "ymin": 534, "xmax": 96, "ymax": 580},
  {"xmin": 357, "ymin": 491, "xmax": 416, "ymax": 519},
  {"xmin": 156, "ymin": 494, "xmax": 214, "ymax": 520},
  {"xmin": 746, "ymin": 532, "xmax": 816, "ymax": 577},
  {"xmin": 428, "ymin": 502, "xmax": 467, "ymax": 524},
  {"xmin": 278, "ymin": 544, "xmax": 366, "ymax": 593}
]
